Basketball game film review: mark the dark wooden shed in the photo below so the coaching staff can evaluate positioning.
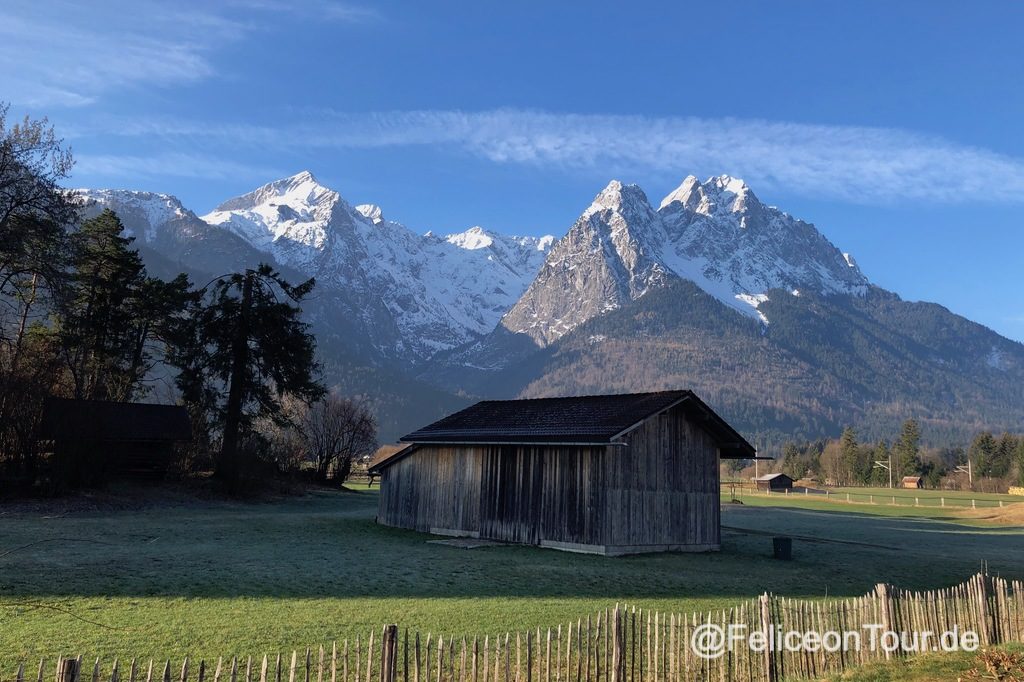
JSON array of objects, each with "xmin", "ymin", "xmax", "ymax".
[
  {"xmin": 40, "ymin": 398, "xmax": 191, "ymax": 477},
  {"xmin": 371, "ymin": 390, "xmax": 755, "ymax": 555},
  {"xmin": 754, "ymin": 473, "xmax": 793, "ymax": 491}
]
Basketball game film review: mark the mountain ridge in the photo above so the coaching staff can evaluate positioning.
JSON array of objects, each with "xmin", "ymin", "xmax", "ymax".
[{"xmin": 70, "ymin": 172, "xmax": 1024, "ymax": 447}]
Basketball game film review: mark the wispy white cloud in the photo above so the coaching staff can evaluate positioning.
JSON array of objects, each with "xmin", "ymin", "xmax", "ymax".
[
  {"xmin": 75, "ymin": 152, "xmax": 283, "ymax": 182},
  {"xmin": 225, "ymin": 0, "xmax": 382, "ymax": 23},
  {"xmin": 0, "ymin": 0, "xmax": 378, "ymax": 108},
  {"xmin": 83, "ymin": 109, "xmax": 1024, "ymax": 205}
]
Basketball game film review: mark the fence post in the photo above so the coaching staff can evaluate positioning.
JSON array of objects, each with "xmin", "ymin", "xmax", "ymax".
[
  {"xmin": 610, "ymin": 607, "xmax": 625, "ymax": 682},
  {"xmin": 759, "ymin": 593, "xmax": 776, "ymax": 682},
  {"xmin": 59, "ymin": 660, "xmax": 79, "ymax": 682},
  {"xmin": 381, "ymin": 625, "xmax": 398, "ymax": 682},
  {"xmin": 975, "ymin": 575, "xmax": 993, "ymax": 646},
  {"xmin": 875, "ymin": 583, "xmax": 894, "ymax": 660}
]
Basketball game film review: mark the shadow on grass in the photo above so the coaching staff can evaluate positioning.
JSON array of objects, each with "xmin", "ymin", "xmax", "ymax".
[{"xmin": 1, "ymin": 490, "xmax": 1022, "ymax": 603}]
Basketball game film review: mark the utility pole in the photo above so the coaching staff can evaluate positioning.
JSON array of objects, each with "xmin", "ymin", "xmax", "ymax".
[
  {"xmin": 873, "ymin": 453, "xmax": 892, "ymax": 489},
  {"xmin": 955, "ymin": 458, "xmax": 973, "ymax": 486}
]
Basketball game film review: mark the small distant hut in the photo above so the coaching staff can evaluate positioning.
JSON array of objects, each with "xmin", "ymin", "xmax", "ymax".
[
  {"xmin": 902, "ymin": 476, "xmax": 923, "ymax": 489},
  {"xmin": 40, "ymin": 398, "xmax": 191, "ymax": 478},
  {"xmin": 755, "ymin": 473, "xmax": 793, "ymax": 492},
  {"xmin": 371, "ymin": 390, "xmax": 755, "ymax": 555}
]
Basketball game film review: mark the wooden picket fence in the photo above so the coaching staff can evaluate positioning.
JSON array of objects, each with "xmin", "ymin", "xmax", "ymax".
[{"xmin": 9, "ymin": 573, "xmax": 1024, "ymax": 682}]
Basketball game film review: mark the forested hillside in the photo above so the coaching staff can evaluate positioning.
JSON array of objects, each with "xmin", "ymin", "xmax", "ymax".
[{"xmin": 484, "ymin": 280, "xmax": 1024, "ymax": 453}]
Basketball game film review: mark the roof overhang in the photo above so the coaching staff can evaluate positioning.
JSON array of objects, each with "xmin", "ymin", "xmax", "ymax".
[
  {"xmin": 610, "ymin": 393, "xmax": 757, "ymax": 459},
  {"xmin": 368, "ymin": 443, "xmax": 419, "ymax": 473}
]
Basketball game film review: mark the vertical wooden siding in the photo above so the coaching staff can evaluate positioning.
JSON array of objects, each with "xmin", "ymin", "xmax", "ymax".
[
  {"xmin": 529, "ymin": 445, "xmax": 607, "ymax": 546},
  {"xmin": 377, "ymin": 405, "xmax": 721, "ymax": 551},
  {"xmin": 603, "ymin": 406, "xmax": 720, "ymax": 548},
  {"xmin": 378, "ymin": 446, "xmax": 482, "ymax": 535}
]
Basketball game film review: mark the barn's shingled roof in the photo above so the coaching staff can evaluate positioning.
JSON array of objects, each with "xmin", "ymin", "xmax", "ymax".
[
  {"xmin": 40, "ymin": 398, "xmax": 191, "ymax": 442},
  {"xmin": 392, "ymin": 390, "xmax": 754, "ymax": 460},
  {"xmin": 755, "ymin": 473, "xmax": 791, "ymax": 481}
]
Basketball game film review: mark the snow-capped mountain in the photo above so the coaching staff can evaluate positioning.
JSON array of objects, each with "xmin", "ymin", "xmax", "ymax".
[
  {"xmin": 657, "ymin": 175, "xmax": 868, "ymax": 320},
  {"xmin": 72, "ymin": 188, "xmax": 191, "ymax": 243},
  {"xmin": 201, "ymin": 171, "xmax": 553, "ymax": 360},
  {"xmin": 500, "ymin": 181, "xmax": 669, "ymax": 346},
  {"xmin": 71, "ymin": 187, "xmax": 289, "ymax": 279},
  {"xmin": 70, "ymin": 171, "xmax": 1024, "ymax": 446},
  {"xmin": 501, "ymin": 175, "xmax": 869, "ymax": 345}
]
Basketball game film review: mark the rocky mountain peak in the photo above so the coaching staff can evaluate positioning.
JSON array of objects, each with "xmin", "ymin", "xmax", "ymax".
[
  {"xmin": 355, "ymin": 204, "xmax": 385, "ymax": 224},
  {"xmin": 212, "ymin": 170, "xmax": 340, "ymax": 216},
  {"xmin": 71, "ymin": 188, "xmax": 192, "ymax": 243},
  {"xmin": 658, "ymin": 175, "xmax": 702, "ymax": 211},
  {"xmin": 585, "ymin": 180, "xmax": 654, "ymax": 221},
  {"xmin": 446, "ymin": 226, "xmax": 494, "ymax": 250},
  {"xmin": 660, "ymin": 174, "xmax": 759, "ymax": 220},
  {"xmin": 499, "ymin": 179, "xmax": 666, "ymax": 346}
]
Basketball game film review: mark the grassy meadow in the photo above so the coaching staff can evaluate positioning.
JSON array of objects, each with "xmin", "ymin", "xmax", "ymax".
[
  {"xmin": 1, "ymin": 486, "xmax": 1023, "ymax": 670},
  {"xmin": 815, "ymin": 643, "xmax": 1024, "ymax": 681}
]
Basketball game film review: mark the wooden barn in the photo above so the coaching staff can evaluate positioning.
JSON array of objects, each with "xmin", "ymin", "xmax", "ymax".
[
  {"xmin": 755, "ymin": 473, "xmax": 794, "ymax": 492},
  {"xmin": 370, "ymin": 391, "xmax": 755, "ymax": 555},
  {"xmin": 902, "ymin": 475, "xmax": 924, "ymax": 489},
  {"xmin": 40, "ymin": 398, "xmax": 191, "ymax": 477}
]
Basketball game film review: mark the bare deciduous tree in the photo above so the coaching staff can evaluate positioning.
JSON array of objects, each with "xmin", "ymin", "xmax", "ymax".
[
  {"xmin": 0, "ymin": 103, "xmax": 76, "ymax": 468},
  {"xmin": 298, "ymin": 394, "xmax": 377, "ymax": 483}
]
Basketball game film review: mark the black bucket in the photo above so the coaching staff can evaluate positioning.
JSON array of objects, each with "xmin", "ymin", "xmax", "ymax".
[{"xmin": 773, "ymin": 536, "xmax": 793, "ymax": 560}]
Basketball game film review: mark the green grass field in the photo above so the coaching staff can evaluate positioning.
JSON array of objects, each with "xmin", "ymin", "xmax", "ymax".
[
  {"xmin": 1, "ymin": 487, "xmax": 1023, "ymax": 670},
  {"xmin": 725, "ymin": 481, "xmax": 1023, "ymax": 508},
  {"xmin": 815, "ymin": 643, "xmax": 1024, "ymax": 681},
  {"xmin": 723, "ymin": 492, "xmax": 1024, "ymax": 524}
]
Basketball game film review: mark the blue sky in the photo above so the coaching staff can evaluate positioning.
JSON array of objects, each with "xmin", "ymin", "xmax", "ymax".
[{"xmin": 4, "ymin": 0, "xmax": 1024, "ymax": 341}]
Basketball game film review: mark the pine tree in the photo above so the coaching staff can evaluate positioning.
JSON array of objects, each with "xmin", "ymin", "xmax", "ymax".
[
  {"xmin": 839, "ymin": 427, "xmax": 860, "ymax": 486},
  {"xmin": 994, "ymin": 433, "xmax": 1017, "ymax": 479},
  {"xmin": 894, "ymin": 418, "xmax": 922, "ymax": 480},
  {"xmin": 969, "ymin": 432, "xmax": 998, "ymax": 478},
  {"xmin": 170, "ymin": 264, "xmax": 325, "ymax": 490},
  {"xmin": 57, "ymin": 209, "xmax": 192, "ymax": 401},
  {"xmin": 1016, "ymin": 438, "xmax": 1024, "ymax": 486}
]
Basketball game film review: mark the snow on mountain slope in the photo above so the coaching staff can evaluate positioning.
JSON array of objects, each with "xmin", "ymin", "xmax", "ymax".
[
  {"xmin": 501, "ymin": 174, "xmax": 869, "ymax": 346},
  {"xmin": 74, "ymin": 172, "xmax": 868, "ymax": 363},
  {"xmin": 500, "ymin": 180, "xmax": 669, "ymax": 345},
  {"xmin": 657, "ymin": 175, "xmax": 868, "ymax": 319},
  {"xmin": 202, "ymin": 171, "xmax": 553, "ymax": 360},
  {"xmin": 72, "ymin": 188, "xmax": 191, "ymax": 243}
]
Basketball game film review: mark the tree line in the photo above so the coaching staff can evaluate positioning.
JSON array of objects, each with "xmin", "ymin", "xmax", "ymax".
[
  {"xmin": 745, "ymin": 418, "xmax": 1024, "ymax": 491},
  {"xmin": 0, "ymin": 105, "xmax": 376, "ymax": 493}
]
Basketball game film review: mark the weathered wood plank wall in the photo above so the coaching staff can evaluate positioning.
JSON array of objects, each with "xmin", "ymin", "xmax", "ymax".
[
  {"xmin": 377, "ymin": 404, "xmax": 721, "ymax": 552},
  {"xmin": 378, "ymin": 447, "xmax": 482, "ymax": 535},
  {"xmin": 603, "ymin": 406, "xmax": 720, "ymax": 550}
]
